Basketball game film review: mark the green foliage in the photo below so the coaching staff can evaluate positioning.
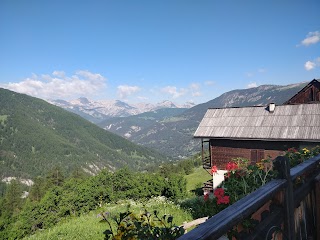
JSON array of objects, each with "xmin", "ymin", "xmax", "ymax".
[
  {"xmin": 181, "ymin": 157, "xmax": 278, "ymax": 219},
  {"xmin": 180, "ymin": 195, "xmax": 219, "ymax": 219},
  {"xmin": 157, "ymin": 155, "xmax": 202, "ymax": 177},
  {"xmin": 0, "ymin": 167, "xmax": 188, "ymax": 239},
  {"xmin": 24, "ymin": 213, "xmax": 106, "ymax": 240},
  {"xmin": 285, "ymin": 146, "xmax": 320, "ymax": 167},
  {"xmin": 29, "ymin": 177, "xmax": 46, "ymax": 202},
  {"xmin": 0, "ymin": 88, "xmax": 168, "ymax": 178},
  {"xmin": 23, "ymin": 197, "xmax": 193, "ymax": 240},
  {"xmin": 0, "ymin": 182, "xmax": 7, "ymax": 198},
  {"xmin": 3, "ymin": 180, "xmax": 24, "ymax": 217},
  {"xmin": 184, "ymin": 166, "xmax": 211, "ymax": 194},
  {"xmin": 101, "ymin": 208, "xmax": 185, "ymax": 240},
  {"xmin": 223, "ymin": 157, "xmax": 277, "ymax": 202},
  {"xmin": 0, "ymin": 180, "xmax": 25, "ymax": 239}
]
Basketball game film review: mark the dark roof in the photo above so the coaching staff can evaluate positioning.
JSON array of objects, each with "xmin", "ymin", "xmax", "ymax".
[{"xmin": 194, "ymin": 103, "xmax": 320, "ymax": 142}]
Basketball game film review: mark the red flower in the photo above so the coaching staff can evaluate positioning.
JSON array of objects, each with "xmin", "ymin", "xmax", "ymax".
[
  {"xmin": 214, "ymin": 188, "xmax": 224, "ymax": 198},
  {"xmin": 214, "ymin": 188, "xmax": 230, "ymax": 205},
  {"xmin": 211, "ymin": 165, "xmax": 218, "ymax": 175},
  {"xmin": 203, "ymin": 193, "xmax": 209, "ymax": 201},
  {"xmin": 226, "ymin": 162, "xmax": 238, "ymax": 171},
  {"xmin": 217, "ymin": 195, "xmax": 230, "ymax": 205},
  {"xmin": 287, "ymin": 148, "xmax": 297, "ymax": 153}
]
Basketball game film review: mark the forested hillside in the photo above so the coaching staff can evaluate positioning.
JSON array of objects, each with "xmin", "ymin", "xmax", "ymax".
[
  {"xmin": 0, "ymin": 88, "xmax": 168, "ymax": 179},
  {"xmin": 0, "ymin": 167, "xmax": 189, "ymax": 239},
  {"xmin": 98, "ymin": 108, "xmax": 187, "ymax": 138},
  {"xmin": 98, "ymin": 82, "xmax": 309, "ymax": 158}
]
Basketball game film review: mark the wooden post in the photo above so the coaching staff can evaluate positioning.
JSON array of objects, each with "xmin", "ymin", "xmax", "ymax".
[
  {"xmin": 201, "ymin": 139, "xmax": 204, "ymax": 167},
  {"xmin": 315, "ymin": 173, "xmax": 320, "ymax": 240},
  {"xmin": 274, "ymin": 156, "xmax": 296, "ymax": 240}
]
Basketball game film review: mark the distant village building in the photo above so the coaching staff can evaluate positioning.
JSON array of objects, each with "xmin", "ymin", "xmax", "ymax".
[{"xmin": 194, "ymin": 79, "xmax": 320, "ymax": 191}]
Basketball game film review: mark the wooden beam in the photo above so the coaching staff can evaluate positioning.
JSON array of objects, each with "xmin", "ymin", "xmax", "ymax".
[
  {"xmin": 293, "ymin": 170, "xmax": 320, "ymax": 207},
  {"xmin": 275, "ymin": 156, "xmax": 296, "ymax": 240},
  {"xmin": 315, "ymin": 173, "xmax": 320, "ymax": 240},
  {"xmin": 290, "ymin": 154, "xmax": 320, "ymax": 181}
]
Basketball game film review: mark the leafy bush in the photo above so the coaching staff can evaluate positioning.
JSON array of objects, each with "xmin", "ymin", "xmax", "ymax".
[
  {"xmin": 0, "ymin": 167, "xmax": 188, "ymax": 239},
  {"xmin": 222, "ymin": 157, "xmax": 277, "ymax": 203},
  {"xmin": 285, "ymin": 146, "xmax": 320, "ymax": 167},
  {"xmin": 181, "ymin": 157, "xmax": 277, "ymax": 219},
  {"xmin": 100, "ymin": 208, "xmax": 185, "ymax": 240},
  {"xmin": 24, "ymin": 197, "xmax": 193, "ymax": 240}
]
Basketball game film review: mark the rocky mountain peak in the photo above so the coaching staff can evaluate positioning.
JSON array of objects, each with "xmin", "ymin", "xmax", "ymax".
[{"xmin": 49, "ymin": 98, "xmax": 193, "ymax": 123}]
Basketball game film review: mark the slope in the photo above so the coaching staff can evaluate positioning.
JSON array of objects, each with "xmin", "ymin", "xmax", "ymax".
[
  {"xmin": 0, "ymin": 88, "xmax": 168, "ymax": 179},
  {"xmin": 98, "ymin": 82, "xmax": 308, "ymax": 159},
  {"xmin": 98, "ymin": 108, "xmax": 187, "ymax": 138}
]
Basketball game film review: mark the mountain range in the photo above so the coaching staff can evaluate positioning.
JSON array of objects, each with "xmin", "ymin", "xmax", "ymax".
[
  {"xmin": 0, "ymin": 80, "xmax": 313, "ymax": 180},
  {"xmin": 96, "ymin": 82, "xmax": 309, "ymax": 159},
  {"xmin": 49, "ymin": 98, "xmax": 195, "ymax": 123},
  {"xmin": 0, "ymin": 88, "xmax": 168, "ymax": 179}
]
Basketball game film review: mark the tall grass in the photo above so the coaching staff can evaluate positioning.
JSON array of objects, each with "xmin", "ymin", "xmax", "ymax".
[
  {"xmin": 24, "ymin": 167, "xmax": 208, "ymax": 240},
  {"xmin": 24, "ymin": 197, "xmax": 193, "ymax": 240},
  {"xmin": 24, "ymin": 213, "xmax": 105, "ymax": 240},
  {"xmin": 185, "ymin": 166, "xmax": 211, "ymax": 193}
]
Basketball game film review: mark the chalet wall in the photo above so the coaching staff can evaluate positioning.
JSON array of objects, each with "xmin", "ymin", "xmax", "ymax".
[
  {"xmin": 209, "ymin": 139, "xmax": 319, "ymax": 169},
  {"xmin": 210, "ymin": 139, "xmax": 300, "ymax": 151},
  {"xmin": 210, "ymin": 145, "xmax": 283, "ymax": 168},
  {"xmin": 285, "ymin": 80, "xmax": 320, "ymax": 104},
  {"xmin": 211, "ymin": 146, "xmax": 250, "ymax": 168}
]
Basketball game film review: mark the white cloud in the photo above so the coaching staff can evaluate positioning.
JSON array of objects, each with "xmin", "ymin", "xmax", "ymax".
[
  {"xmin": 52, "ymin": 71, "xmax": 65, "ymax": 78},
  {"xmin": 1, "ymin": 70, "xmax": 106, "ymax": 99},
  {"xmin": 190, "ymin": 83, "xmax": 202, "ymax": 97},
  {"xmin": 161, "ymin": 86, "xmax": 187, "ymax": 99},
  {"xmin": 301, "ymin": 31, "xmax": 320, "ymax": 46},
  {"xmin": 247, "ymin": 82, "xmax": 258, "ymax": 88},
  {"xmin": 117, "ymin": 85, "xmax": 141, "ymax": 99},
  {"xmin": 137, "ymin": 96, "xmax": 148, "ymax": 101},
  {"xmin": 204, "ymin": 81, "xmax": 215, "ymax": 86},
  {"xmin": 304, "ymin": 61, "xmax": 316, "ymax": 71},
  {"xmin": 190, "ymin": 83, "xmax": 199, "ymax": 89},
  {"xmin": 192, "ymin": 91, "xmax": 202, "ymax": 97}
]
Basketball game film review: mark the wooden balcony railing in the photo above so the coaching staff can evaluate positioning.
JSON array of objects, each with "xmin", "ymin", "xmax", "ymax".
[{"xmin": 179, "ymin": 154, "xmax": 320, "ymax": 240}]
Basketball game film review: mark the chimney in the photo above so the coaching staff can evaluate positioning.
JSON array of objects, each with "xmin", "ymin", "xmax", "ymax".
[{"xmin": 268, "ymin": 103, "xmax": 275, "ymax": 113}]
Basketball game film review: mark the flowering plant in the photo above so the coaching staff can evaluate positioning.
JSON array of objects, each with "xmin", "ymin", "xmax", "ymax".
[
  {"xmin": 285, "ymin": 146, "xmax": 320, "ymax": 167},
  {"xmin": 210, "ymin": 165, "xmax": 218, "ymax": 175},
  {"xmin": 222, "ymin": 157, "xmax": 277, "ymax": 202},
  {"xmin": 207, "ymin": 157, "xmax": 276, "ymax": 204},
  {"xmin": 194, "ymin": 147, "xmax": 319, "ymax": 239},
  {"xmin": 101, "ymin": 208, "xmax": 184, "ymax": 240},
  {"xmin": 214, "ymin": 188, "xmax": 230, "ymax": 205}
]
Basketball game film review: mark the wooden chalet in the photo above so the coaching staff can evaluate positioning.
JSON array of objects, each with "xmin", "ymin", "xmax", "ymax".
[
  {"xmin": 194, "ymin": 79, "xmax": 320, "ymax": 175},
  {"xmin": 284, "ymin": 79, "xmax": 320, "ymax": 104}
]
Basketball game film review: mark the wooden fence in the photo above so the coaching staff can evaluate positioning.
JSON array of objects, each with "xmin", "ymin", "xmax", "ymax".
[{"xmin": 178, "ymin": 154, "xmax": 320, "ymax": 240}]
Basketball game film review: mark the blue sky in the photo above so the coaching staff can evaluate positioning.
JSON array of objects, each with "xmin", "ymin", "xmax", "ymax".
[{"xmin": 0, "ymin": 0, "xmax": 319, "ymax": 104}]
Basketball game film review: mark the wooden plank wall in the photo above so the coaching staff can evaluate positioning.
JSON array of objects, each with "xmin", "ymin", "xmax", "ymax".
[{"xmin": 211, "ymin": 146, "xmax": 283, "ymax": 168}]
